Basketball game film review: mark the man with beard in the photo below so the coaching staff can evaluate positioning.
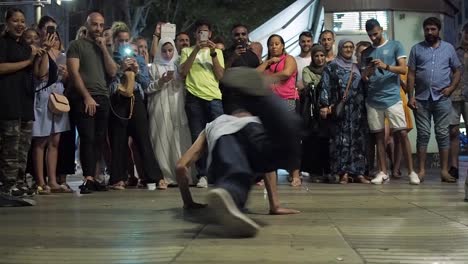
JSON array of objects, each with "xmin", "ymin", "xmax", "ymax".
[
  {"xmin": 407, "ymin": 17, "xmax": 461, "ymax": 183},
  {"xmin": 319, "ymin": 30, "xmax": 335, "ymax": 62},
  {"xmin": 175, "ymin": 32, "xmax": 190, "ymax": 54},
  {"xmin": 361, "ymin": 19, "xmax": 420, "ymax": 185},
  {"xmin": 67, "ymin": 11, "xmax": 117, "ymax": 193},
  {"xmin": 295, "ymin": 31, "xmax": 313, "ymax": 90},
  {"xmin": 223, "ymin": 24, "xmax": 261, "ymax": 114}
]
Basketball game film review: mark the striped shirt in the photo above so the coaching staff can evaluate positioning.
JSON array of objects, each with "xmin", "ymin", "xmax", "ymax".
[{"xmin": 408, "ymin": 40, "xmax": 461, "ymax": 101}]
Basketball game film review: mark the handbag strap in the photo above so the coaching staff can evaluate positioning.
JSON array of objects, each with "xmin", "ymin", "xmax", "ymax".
[{"xmin": 341, "ymin": 70, "xmax": 354, "ymax": 102}]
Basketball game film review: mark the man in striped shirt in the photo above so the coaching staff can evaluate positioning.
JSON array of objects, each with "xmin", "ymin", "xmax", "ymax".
[{"xmin": 407, "ymin": 17, "xmax": 462, "ymax": 182}]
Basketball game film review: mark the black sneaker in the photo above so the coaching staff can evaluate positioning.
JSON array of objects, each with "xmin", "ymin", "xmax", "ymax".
[
  {"xmin": 93, "ymin": 180, "xmax": 108, "ymax": 192},
  {"xmin": 79, "ymin": 180, "xmax": 94, "ymax": 194},
  {"xmin": 449, "ymin": 166, "xmax": 459, "ymax": 179},
  {"xmin": 8, "ymin": 184, "xmax": 26, "ymax": 197},
  {"xmin": 0, "ymin": 193, "xmax": 36, "ymax": 207},
  {"xmin": 17, "ymin": 182, "xmax": 35, "ymax": 196}
]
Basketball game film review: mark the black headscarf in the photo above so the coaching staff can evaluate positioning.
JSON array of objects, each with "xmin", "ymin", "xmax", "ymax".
[{"xmin": 308, "ymin": 44, "xmax": 326, "ymax": 75}]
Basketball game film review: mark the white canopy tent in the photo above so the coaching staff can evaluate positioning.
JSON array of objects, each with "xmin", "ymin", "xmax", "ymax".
[{"xmin": 249, "ymin": 0, "xmax": 324, "ymax": 58}]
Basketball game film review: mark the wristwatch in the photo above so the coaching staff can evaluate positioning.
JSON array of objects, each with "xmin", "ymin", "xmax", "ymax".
[{"xmin": 210, "ymin": 51, "xmax": 217, "ymax": 58}]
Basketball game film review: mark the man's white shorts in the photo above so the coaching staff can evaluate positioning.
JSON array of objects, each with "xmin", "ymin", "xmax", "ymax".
[{"xmin": 366, "ymin": 101, "xmax": 407, "ymax": 133}]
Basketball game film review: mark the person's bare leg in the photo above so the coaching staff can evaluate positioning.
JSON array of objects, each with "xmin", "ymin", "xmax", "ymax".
[
  {"xmin": 368, "ymin": 134, "xmax": 376, "ymax": 174},
  {"xmin": 375, "ymin": 131, "xmax": 387, "ymax": 174},
  {"xmin": 385, "ymin": 125, "xmax": 394, "ymax": 174},
  {"xmin": 417, "ymin": 147, "xmax": 427, "ymax": 180},
  {"xmin": 393, "ymin": 133, "xmax": 402, "ymax": 177},
  {"xmin": 449, "ymin": 125, "xmax": 460, "ymax": 169},
  {"xmin": 264, "ymin": 172, "xmax": 300, "ymax": 215},
  {"xmin": 398, "ymin": 130, "xmax": 414, "ymax": 174},
  {"xmin": 440, "ymin": 148, "xmax": 455, "ymax": 181},
  {"xmin": 46, "ymin": 133, "xmax": 61, "ymax": 189},
  {"xmin": 290, "ymin": 169, "xmax": 301, "ymax": 187},
  {"xmin": 33, "ymin": 137, "xmax": 48, "ymax": 187}
]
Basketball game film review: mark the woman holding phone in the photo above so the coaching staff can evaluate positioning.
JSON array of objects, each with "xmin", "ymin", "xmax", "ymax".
[
  {"xmin": 147, "ymin": 37, "xmax": 192, "ymax": 186},
  {"xmin": 32, "ymin": 16, "xmax": 71, "ymax": 194}
]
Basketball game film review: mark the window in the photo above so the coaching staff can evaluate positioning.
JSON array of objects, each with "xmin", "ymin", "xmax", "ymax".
[{"xmin": 333, "ymin": 11, "xmax": 389, "ymax": 33}]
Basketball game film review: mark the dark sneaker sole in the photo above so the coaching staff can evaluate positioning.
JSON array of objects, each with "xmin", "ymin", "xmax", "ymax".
[{"xmin": 207, "ymin": 188, "xmax": 260, "ymax": 237}]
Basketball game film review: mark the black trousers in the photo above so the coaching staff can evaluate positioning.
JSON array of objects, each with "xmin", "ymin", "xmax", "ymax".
[
  {"xmin": 208, "ymin": 94, "xmax": 301, "ymax": 209},
  {"xmin": 108, "ymin": 93, "xmax": 162, "ymax": 184},
  {"xmin": 71, "ymin": 95, "xmax": 109, "ymax": 177}
]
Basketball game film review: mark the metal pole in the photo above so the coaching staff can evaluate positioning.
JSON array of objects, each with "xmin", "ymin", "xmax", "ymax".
[{"xmin": 34, "ymin": 0, "xmax": 43, "ymax": 24}]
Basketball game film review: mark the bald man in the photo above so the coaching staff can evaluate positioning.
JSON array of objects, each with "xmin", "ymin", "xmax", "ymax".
[{"xmin": 67, "ymin": 11, "xmax": 117, "ymax": 194}]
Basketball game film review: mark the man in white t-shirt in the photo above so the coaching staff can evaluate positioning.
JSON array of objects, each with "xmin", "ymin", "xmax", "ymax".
[{"xmin": 294, "ymin": 32, "xmax": 313, "ymax": 90}]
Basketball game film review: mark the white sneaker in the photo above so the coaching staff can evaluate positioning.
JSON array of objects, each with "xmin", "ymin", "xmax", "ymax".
[
  {"xmin": 196, "ymin": 176, "xmax": 208, "ymax": 188},
  {"xmin": 207, "ymin": 188, "xmax": 260, "ymax": 237},
  {"xmin": 371, "ymin": 172, "xmax": 389, "ymax": 185},
  {"xmin": 408, "ymin": 171, "xmax": 420, "ymax": 185}
]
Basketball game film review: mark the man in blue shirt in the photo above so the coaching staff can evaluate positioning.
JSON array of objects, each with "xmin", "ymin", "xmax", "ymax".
[
  {"xmin": 361, "ymin": 19, "xmax": 419, "ymax": 185},
  {"xmin": 407, "ymin": 17, "xmax": 461, "ymax": 183}
]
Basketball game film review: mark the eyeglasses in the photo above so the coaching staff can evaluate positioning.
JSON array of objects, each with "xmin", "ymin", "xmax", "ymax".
[{"xmin": 234, "ymin": 32, "xmax": 247, "ymax": 37}]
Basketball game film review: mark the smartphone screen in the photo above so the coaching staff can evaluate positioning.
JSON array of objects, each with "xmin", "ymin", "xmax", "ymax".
[
  {"xmin": 46, "ymin": 25, "xmax": 55, "ymax": 35},
  {"xmin": 199, "ymin": 31, "xmax": 209, "ymax": 41},
  {"xmin": 167, "ymin": 70, "xmax": 175, "ymax": 77},
  {"xmin": 160, "ymin": 23, "xmax": 176, "ymax": 40}
]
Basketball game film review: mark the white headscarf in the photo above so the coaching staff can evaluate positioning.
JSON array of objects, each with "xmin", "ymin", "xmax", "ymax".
[{"xmin": 153, "ymin": 37, "xmax": 178, "ymax": 66}]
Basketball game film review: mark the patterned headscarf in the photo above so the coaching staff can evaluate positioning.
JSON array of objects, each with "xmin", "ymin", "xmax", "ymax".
[{"xmin": 334, "ymin": 38, "xmax": 360, "ymax": 76}]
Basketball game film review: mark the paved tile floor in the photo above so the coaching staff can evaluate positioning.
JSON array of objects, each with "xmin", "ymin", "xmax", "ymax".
[{"xmin": 0, "ymin": 169, "xmax": 467, "ymax": 264}]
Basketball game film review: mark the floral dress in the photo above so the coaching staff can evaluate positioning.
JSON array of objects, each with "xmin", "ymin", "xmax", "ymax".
[{"xmin": 319, "ymin": 62, "xmax": 368, "ymax": 176}]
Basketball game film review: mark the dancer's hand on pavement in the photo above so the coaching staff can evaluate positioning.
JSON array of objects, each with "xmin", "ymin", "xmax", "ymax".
[{"xmin": 269, "ymin": 207, "xmax": 301, "ymax": 215}]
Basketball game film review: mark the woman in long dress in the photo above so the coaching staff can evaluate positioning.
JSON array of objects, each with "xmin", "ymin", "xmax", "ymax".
[
  {"xmin": 147, "ymin": 37, "xmax": 192, "ymax": 185},
  {"xmin": 319, "ymin": 39, "xmax": 369, "ymax": 184}
]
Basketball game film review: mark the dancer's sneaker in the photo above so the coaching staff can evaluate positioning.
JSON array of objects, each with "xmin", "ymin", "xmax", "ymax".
[{"xmin": 207, "ymin": 188, "xmax": 260, "ymax": 237}]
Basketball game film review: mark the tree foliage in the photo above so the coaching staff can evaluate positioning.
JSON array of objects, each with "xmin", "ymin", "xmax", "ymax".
[{"xmin": 71, "ymin": 0, "xmax": 294, "ymax": 46}]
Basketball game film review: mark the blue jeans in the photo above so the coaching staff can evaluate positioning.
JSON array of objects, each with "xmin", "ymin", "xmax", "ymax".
[
  {"xmin": 185, "ymin": 93, "xmax": 224, "ymax": 177},
  {"xmin": 414, "ymin": 97, "xmax": 452, "ymax": 150}
]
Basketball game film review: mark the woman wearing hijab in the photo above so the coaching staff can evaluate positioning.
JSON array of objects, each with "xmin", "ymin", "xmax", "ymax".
[
  {"xmin": 319, "ymin": 39, "xmax": 369, "ymax": 184},
  {"xmin": 147, "ymin": 37, "xmax": 192, "ymax": 186},
  {"xmin": 300, "ymin": 45, "xmax": 331, "ymax": 180}
]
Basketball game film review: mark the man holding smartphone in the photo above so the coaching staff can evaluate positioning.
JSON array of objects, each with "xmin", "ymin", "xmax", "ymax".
[
  {"xmin": 361, "ymin": 19, "xmax": 419, "ymax": 185},
  {"xmin": 67, "ymin": 11, "xmax": 117, "ymax": 193},
  {"xmin": 223, "ymin": 24, "xmax": 261, "ymax": 114},
  {"xmin": 179, "ymin": 20, "xmax": 225, "ymax": 188}
]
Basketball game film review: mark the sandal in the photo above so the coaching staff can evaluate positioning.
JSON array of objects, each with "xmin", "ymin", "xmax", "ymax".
[
  {"xmin": 392, "ymin": 169, "xmax": 402, "ymax": 179},
  {"xmin": 110, "ymin": 181, "xmax": 126, "ymax": 190},
  {"xmin": 157, "ymin": 179, "xmax": 167, "ymax": 190},
  {"xmin": 60, "ymin": 183, "xmax": 74, "ymax": 193},
  {"xmin": 255, "ymin": 179, "xmax": 265, "ymax": 186},
  {"xmin": 356, "ymin": 175, "xmax": 370, "ymax": 184},
  {"xmin": 37, "ymin": 185, "xmax": 51, "ymax": 195},
  {"xmin": 290, "ymin": 177, "xmax": 302, "ymax": 187},
  {"xmin": 339, "ymin": 174, "xmax": 349, "ymax": 184}
]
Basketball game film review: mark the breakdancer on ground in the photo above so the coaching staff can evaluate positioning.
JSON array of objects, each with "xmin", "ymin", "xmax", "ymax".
[{"xmin": 175, "ymin": 67, "xmax": 301, "ymax": 237}]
